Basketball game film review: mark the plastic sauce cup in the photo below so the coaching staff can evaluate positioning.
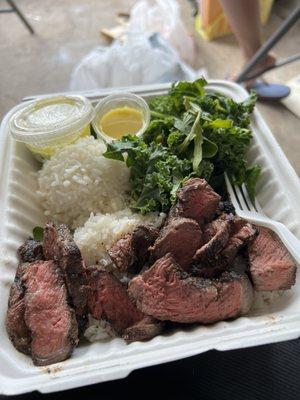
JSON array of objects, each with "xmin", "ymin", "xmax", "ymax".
[
  {"xmin": 9, "ymin": 95, "xmax": 94, "ymax": 161},
  {"xmin": 92, "ymin": 93, "xmax": 150, "ymax": 143}
]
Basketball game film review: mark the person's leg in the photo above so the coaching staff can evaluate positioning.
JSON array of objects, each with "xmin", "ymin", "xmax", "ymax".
[{"xmin": 220, "ymin": 0, "xmax": 275, "ymax": 80}]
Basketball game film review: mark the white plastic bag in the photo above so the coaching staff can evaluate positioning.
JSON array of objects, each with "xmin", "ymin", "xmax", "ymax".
[
  {"xmin": 128, "ymin": 0, "xmax": 195, "ymax": 64},
  {"xmin": 70, "ymin": 33, "xmax": 205, "ymax": 91}
]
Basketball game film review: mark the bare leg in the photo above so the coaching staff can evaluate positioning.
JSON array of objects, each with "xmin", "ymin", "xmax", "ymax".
[{"xmin": 220, "ymin": 0, "xmax": 275, "ymax": 81}]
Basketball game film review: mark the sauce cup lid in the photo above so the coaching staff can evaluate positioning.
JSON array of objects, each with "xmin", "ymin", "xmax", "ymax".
[{"xmin": 10, "ymin": 95, "xmax": 94, "ymax": 144}]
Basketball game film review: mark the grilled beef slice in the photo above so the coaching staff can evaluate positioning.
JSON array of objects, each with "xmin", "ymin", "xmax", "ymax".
[
  {"xmin": 44, "ymin": 222, "xmax": 89, "ymax": 319},
  {"xmin": 108, "ymin": 233, "xmax": 135, "ymax": 272},
  {"xmin": 192, "ymin": 217, "xmax": 257, "ymax": 278},
  {"xmin": 132, "ymin": 224, "xmax": 160, "ymax": 267},
  {"xmin": 6, "ymin": 263, "xmax": 31, "ymax": 355},
  {"xmin": 216, "ymin": 201, "xmax": 236, "ymax": 216},
  {"xmin": 123, "ymin": 316, "xmax": 164, "ymax": 343},
  {"xmin": 221, "ymin": 218, "xmax": 258, "ymax": 264},
  {"xmin": 193, "ymin": 214, "xmax": 233, "ymax": 264},
  {"xmin": 150, "ymin": 217, "xmax": 202, "ymax": 270},
  {"xmin": 248, "ymin": 226, "xmax": 296, "ymax": 291},
  {"xmin": 170, "ymin": 178, "xmax": 221, "ymax": 226},
  {"xmin": 18, "ymin": 238, "xmax": 44, "ymax": 263},
  {"xmin": 108, "ymin": 224, "xmax": 159, "ymax": 272},
  {"xmin": 87, "ymin": 266, "xmax": 144, "ymax": 335},
  {"xmin": 129, "ymin": 254, "xmax": 253, "ymax": 324},
  {"xmin": 23, "ymin": 260, "xmax": 78, "ymax": 366}
]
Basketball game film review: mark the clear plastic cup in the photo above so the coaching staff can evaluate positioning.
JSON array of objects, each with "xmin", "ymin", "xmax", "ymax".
[
  {"xmin": 92, "ymin": 93, "xmax": 150, "ymax": 142},
  {"xmin": 9, "ymin": 95, "xmax": 94, "ymax": 162}
]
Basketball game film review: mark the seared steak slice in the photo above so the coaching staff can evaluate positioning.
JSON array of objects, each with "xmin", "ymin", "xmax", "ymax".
[
  {"xmin": 123, "ymin": 316, "xmax": 164, "ymax": 343},
  {"xmin": 190, "ymin": 264, "xmax": 224, "ymax": 279},
  {"xmin": 87, "ymin": 266, "xmax": 144, "ymax": 334},
  {"xmin": 171, "ymin": 178, "xmax": 221, "ymax": 226},
  {"xmin": 192, "ymin": 217, "xmax": 256, "ymax": 278},
  {"xmin": 108, "ymin": 233, "xmax": 134, "ymax": 272},
  {"xmin": 129, "ymin": 254, "xmax": 253, "ymax": 324},
  {"xmin": 193, "ymin": 214, "xmax": 233, "ymax": 264},
  {"xmin": 44, "ymin": 222, "xmax": 89, "ymax": 318},
  {"xmin": 132, "ymin": 224, "xmax": 159, "ymax": 267},
  {"xmin": 109, "ymin": 224, "xmax": 159, "ymax": 272},
  {"xmin": 108, "ymin": 224, "xmax": 159, "ymax": 273},
  {"xmin": 6, "ymin": 263, "xmax": 31, "ymax": 355},
  {"xmin": 18, "ymin": 238, "xmax": 44, "ymax": 263},
  {"xmin": 150, "ymin": 217, "xmax": 202, "ymax": 270},
  {"xmin": 220, "ymin": 218, "xmax": 257, "ymax": 264},
  {"xmin": 248, "ymin": 226, "xmax": 296, "ymax": 291},
  {"xmin": 23, "ymin": 260, "xmax": 78, "ymax": 366},
  {"xmin": 216, "ymin": 201, "xmax": 236, "ymax": 216}
]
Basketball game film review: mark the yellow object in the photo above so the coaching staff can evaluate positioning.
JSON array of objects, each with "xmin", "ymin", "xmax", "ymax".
[
  {"xmin": 9, "ymin": 95, "xmax": 94, "ymax": 161},
  {"xmin": 92, "ymin": 93, "xmax": 150, "ymax": 143},
  {"xmin": 195, "ymin": 0, "xmax": 274, "ymax": 41},
  {"xmin": 99, "ymin": 106, "xmax": 144, "ymax": 139},
  {"xmin": 26, "ymin": 124, "xmax": 91, "ymax": 160}
]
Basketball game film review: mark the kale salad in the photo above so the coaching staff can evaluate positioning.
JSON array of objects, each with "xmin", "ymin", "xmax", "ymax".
[{"xmin": 104, "ymin": 78, "xmax": 261, "ymax": 213}]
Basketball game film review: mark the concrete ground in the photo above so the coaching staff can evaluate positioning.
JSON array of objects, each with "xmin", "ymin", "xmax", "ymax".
[{"xmin": 0, "ymin": 0, "xmax": 299, "ymax": 174}]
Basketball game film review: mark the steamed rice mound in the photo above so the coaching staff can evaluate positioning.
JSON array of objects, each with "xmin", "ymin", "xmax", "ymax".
[
  {"xmin": 74, "ymin": 209, "xmax": 165, "ymax": 266},
  {"xmin": 37, "ymin": 137, "xmax": 130, "ymax": 228}
]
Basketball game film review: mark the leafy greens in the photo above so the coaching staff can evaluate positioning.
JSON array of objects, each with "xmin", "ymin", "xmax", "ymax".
[{"xmin": 104, "ymin": 78, "xmax": 260, "ymax": 213}]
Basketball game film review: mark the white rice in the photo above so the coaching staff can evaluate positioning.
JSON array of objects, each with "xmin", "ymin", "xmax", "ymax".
[
  {"xmin": 74, "ymin": 209, "xmax": 165, "ymax": 266},
  {"xmin": 37, "ymin": 137, "xmax": 131, "ymax": 228},
  {"xmin": 84, "ymin": 316, "xmax": 115, "ymax": 342}
]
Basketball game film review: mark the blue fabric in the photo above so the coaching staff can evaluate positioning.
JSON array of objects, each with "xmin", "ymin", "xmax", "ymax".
[{"xmin": 251, "ymin": 82, "xmax": 291, "ymax": 100}]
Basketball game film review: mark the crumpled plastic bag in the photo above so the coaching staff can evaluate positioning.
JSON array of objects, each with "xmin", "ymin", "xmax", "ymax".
[
  {"xmin": 70, "ymin": 33, "xmax": 205, "ymax": 91},
  {"xmin": 128, "ymin": 0, "xmax": 195, "ymax": 64}
]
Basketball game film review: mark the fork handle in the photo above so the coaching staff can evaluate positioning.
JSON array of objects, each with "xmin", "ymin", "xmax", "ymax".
[
  {"xmin": 272, "ymin": 224, "xmax": 300, "ymax": 265},
  {"xmin": 240, "ymin": 212, "xmax": 300, "ymax": 265}
]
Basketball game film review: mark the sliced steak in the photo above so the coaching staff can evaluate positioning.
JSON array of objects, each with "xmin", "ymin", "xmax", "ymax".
[
  {"xmin": 87, "ymin": 266, "xmax": 144, "ymax": 334},
  {"xmin": 23, "ymin": 260, "xmax": 78, "ymax": 366},
  {"xmin": 108, "ymin": 233, "xmax": 134, "ymax": 272},
  {"xmin": 6, "ymin": 263, "xmax": 31, "ymax": 355},
  {"xmin": 193, "ymin": 214, "xmax": 233, "ymax": 264},
  {"xmin": 129, "ymin": 254, "xmax": 253, "ymax": 324},
  {"xmin": 44, "ymin": 222, "xmax": 89, "ymax": 319},
  {"xmin": 220, "ymin": 218, "xmax": 257, "ymax": 265},
  {"xmin": 123, "ymin": 316, "xmax": 164, "ymax": 343},
  {"xmin": 108, "ymin": 224, "xmax": 159, "ymax": 272},
  {"xmin": 248, "ymin": 226, "xmax": 296, "ymax": 291},
  {"xmin": 132, "ymin": 224, "xmax": 159, "ymax": 267},
  {"xmin": 18, "ymin": 238, "xmax": 44, "ymax": 263},
  {"xmin": 190, "ymin": 264, "xmax": 224, "ymax": 279},
  {"xmin": 216, "ymin": 201, "xmax": 236, "ymax": 217},
  {"xmin": 192, "ymin": 217, "xmax": 257, "ymax": 278},
  {"xmin": 171, "ymin": 178, "xmax": 221, "ymax": 226},
  {"xmin": 150, "ymin": 217, "xmax": 202, "ymax": 270}
]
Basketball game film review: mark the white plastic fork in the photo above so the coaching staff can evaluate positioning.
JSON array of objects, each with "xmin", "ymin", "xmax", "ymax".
[{"xmin": 225, "ymin": 174, "xmax": 300, "ymax": 265}]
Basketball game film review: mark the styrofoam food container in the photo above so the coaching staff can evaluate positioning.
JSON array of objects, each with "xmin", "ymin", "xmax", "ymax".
[{"xmin": 0, "ymin": 80, "xmax": 300, "ymax": 395}]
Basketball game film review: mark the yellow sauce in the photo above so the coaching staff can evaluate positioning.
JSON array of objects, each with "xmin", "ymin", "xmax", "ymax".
[{"xmin": 99, "ymin": 107, "xmax": 144, "ymax": 139}]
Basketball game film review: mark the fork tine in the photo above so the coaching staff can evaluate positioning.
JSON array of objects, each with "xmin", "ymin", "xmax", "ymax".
[
  {"xmin": 235, "ymin": 185, "xmax": 251, "ymax": 211},
  {"xmin": 241, "ymin": 183, "xmax": 256, "ymax": 212},
  {"xmin": 241, "ymin": 183, "xmax": 264, "ymax": 214},
  {"xmin": 224, "ymin": 174, "xmax": 240, "ymax": 211},
  {"xmin": 254, "ymin": 198, "xmax": 264, "ymax": 213},
  {"xmin": 225, "ymin": 173, "xmax": 242, "ymax": 210}
]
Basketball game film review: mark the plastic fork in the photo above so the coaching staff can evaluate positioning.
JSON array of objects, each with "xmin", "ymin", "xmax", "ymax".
[{"xmin": 225, "ymin": 174, "xmax": 300, "ymax": 265}]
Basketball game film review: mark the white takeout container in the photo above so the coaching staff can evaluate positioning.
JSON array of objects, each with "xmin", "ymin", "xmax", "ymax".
[{"xmin": 0, "ymin": 81, "xmax": 300, "ymax": 395}]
